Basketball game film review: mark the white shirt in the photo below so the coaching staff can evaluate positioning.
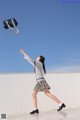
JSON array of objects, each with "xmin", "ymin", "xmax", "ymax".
[{"xmin": 24, "ymin": 54, "xmax": 45, "ymax": 80}]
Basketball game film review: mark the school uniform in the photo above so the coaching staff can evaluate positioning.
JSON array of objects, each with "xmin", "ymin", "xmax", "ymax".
[{"xmin": 25, "ymin": 54, "xmax": 50, "ymax": 92}]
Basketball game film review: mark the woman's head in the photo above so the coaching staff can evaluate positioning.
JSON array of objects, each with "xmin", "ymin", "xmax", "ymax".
[{"xmin": 36, "ymin": 56, "xmax": 45, "ymax": 62}]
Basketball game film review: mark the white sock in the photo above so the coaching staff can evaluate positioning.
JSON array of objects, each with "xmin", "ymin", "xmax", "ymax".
[
  {"xmin": 59, "ymin": 103, "xmax": 62, "ymax": 106},
  {"xmin": 34, "ymin": 108, "xmax": 37, "ymax": 110}
]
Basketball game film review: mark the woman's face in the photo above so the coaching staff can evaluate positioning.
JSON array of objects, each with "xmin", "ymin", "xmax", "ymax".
[{"xmin": 36, "ymin": 56, "xmax": 40, "ymax": 61}]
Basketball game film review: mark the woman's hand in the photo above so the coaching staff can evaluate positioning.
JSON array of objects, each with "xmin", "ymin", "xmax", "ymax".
[
  {"xmin": 24, "ymin": 56, "xmax": 28, "ymax": 60},
  {"xmin": 20, "ymin": 49, "xmax": 28, "ymax": 60},
  {"xmin": 20, "ymin": 49, "xmax": 25, "ymax": 55}
]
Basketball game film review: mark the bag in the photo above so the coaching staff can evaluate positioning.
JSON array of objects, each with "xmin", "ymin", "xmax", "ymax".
[{"xmin": 3, "ymin": 18, "xmax": 18, "ymax": 29}]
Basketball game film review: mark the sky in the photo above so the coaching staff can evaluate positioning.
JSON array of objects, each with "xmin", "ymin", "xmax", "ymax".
[{"xmin": 0, "ymin": 0, "xmax": 80, "ymax": 73}]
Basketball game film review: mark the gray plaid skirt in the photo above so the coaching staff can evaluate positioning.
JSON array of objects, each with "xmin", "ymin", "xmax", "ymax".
[{"xmin": 34, "ymin": 80, "xmax": 50, "ymax": 92}]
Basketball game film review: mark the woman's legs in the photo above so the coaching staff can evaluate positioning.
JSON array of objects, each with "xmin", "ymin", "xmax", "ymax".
[
  {"xmin": 44, "ymin": 89, "xmax": 61, "ymax": 104},
  {"xmin": 32, "ymin": 89, "xmax": 61, "ymax": 108},
  {"xmin": 31, "ymin": 89, "xmax": 65, "ymax": 113}
]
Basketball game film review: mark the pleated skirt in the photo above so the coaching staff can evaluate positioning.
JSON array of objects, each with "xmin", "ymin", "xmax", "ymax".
[{"xmin": 34, "ymin": 80, "xmax": 50, "ymax": 92}]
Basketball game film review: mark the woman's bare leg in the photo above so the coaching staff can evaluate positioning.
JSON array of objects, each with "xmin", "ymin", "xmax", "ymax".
[
  {"xmin": 32, "ymin": 90, "xmax": 38, "ymax": 109},
  {"xmin": 44, "ymin": 89, "xmax": 61, "ymax": 104}
]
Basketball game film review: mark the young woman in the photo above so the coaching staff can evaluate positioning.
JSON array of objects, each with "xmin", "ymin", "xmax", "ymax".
[{"xmin": 20, "ymin": 49, "xmax": 66, "ymax": 114}]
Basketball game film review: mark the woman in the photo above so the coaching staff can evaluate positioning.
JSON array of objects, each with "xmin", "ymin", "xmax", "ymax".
[{"xmin": 20, "ymin": 49, "xmax": 66, "ymax": 114}]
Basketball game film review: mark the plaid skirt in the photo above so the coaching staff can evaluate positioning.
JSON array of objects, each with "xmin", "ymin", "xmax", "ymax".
[{"xmin": 34, "ymin": 80, "xmax": 50, "ymax": 92}]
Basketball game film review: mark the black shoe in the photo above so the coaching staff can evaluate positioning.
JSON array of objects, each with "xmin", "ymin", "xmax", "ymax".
[
  {"xmin": 30, "ymin": 109, "xmax": 39, "ymax": 114},
  {"xmin": 57, "ymin": 103, "xmax": 66, "ymax": 111}
]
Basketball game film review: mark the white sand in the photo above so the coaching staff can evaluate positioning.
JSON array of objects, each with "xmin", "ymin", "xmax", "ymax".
[
  {"xmin": 7, "ymin": 107, "xmax": 80, "ymax": 120},
  {"xmin": 0, "ymin": 73, "xmax": 80, "ymax": 116}
]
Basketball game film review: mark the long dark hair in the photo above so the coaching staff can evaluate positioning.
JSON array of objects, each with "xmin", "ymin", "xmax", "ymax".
[
  {"xmin": 39, "ymin": 56, "xmax": 46, "ymax": 74},
  {"xmin": 34, "ymin": 56, "xmax": 46, "ymax": 74}
]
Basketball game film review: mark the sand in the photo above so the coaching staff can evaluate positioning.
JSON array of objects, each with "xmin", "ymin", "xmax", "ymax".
[
  {"xmin": 7, "ymin": 107, "xmax": 80, "ymax": 120},
  {"xmin": 0, "ymin": 73, "xmax": 80, "ymax": 117}
]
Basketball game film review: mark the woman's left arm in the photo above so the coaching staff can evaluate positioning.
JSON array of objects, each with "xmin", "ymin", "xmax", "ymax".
[{"xmin": 20, "ymin": 49, "xmax": 35, "ymax": 66}]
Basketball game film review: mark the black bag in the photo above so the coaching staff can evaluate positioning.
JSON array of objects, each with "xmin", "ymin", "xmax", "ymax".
[{"xmin": 3, "ymin": 18, "xmax": 18, "ymax": 29}]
